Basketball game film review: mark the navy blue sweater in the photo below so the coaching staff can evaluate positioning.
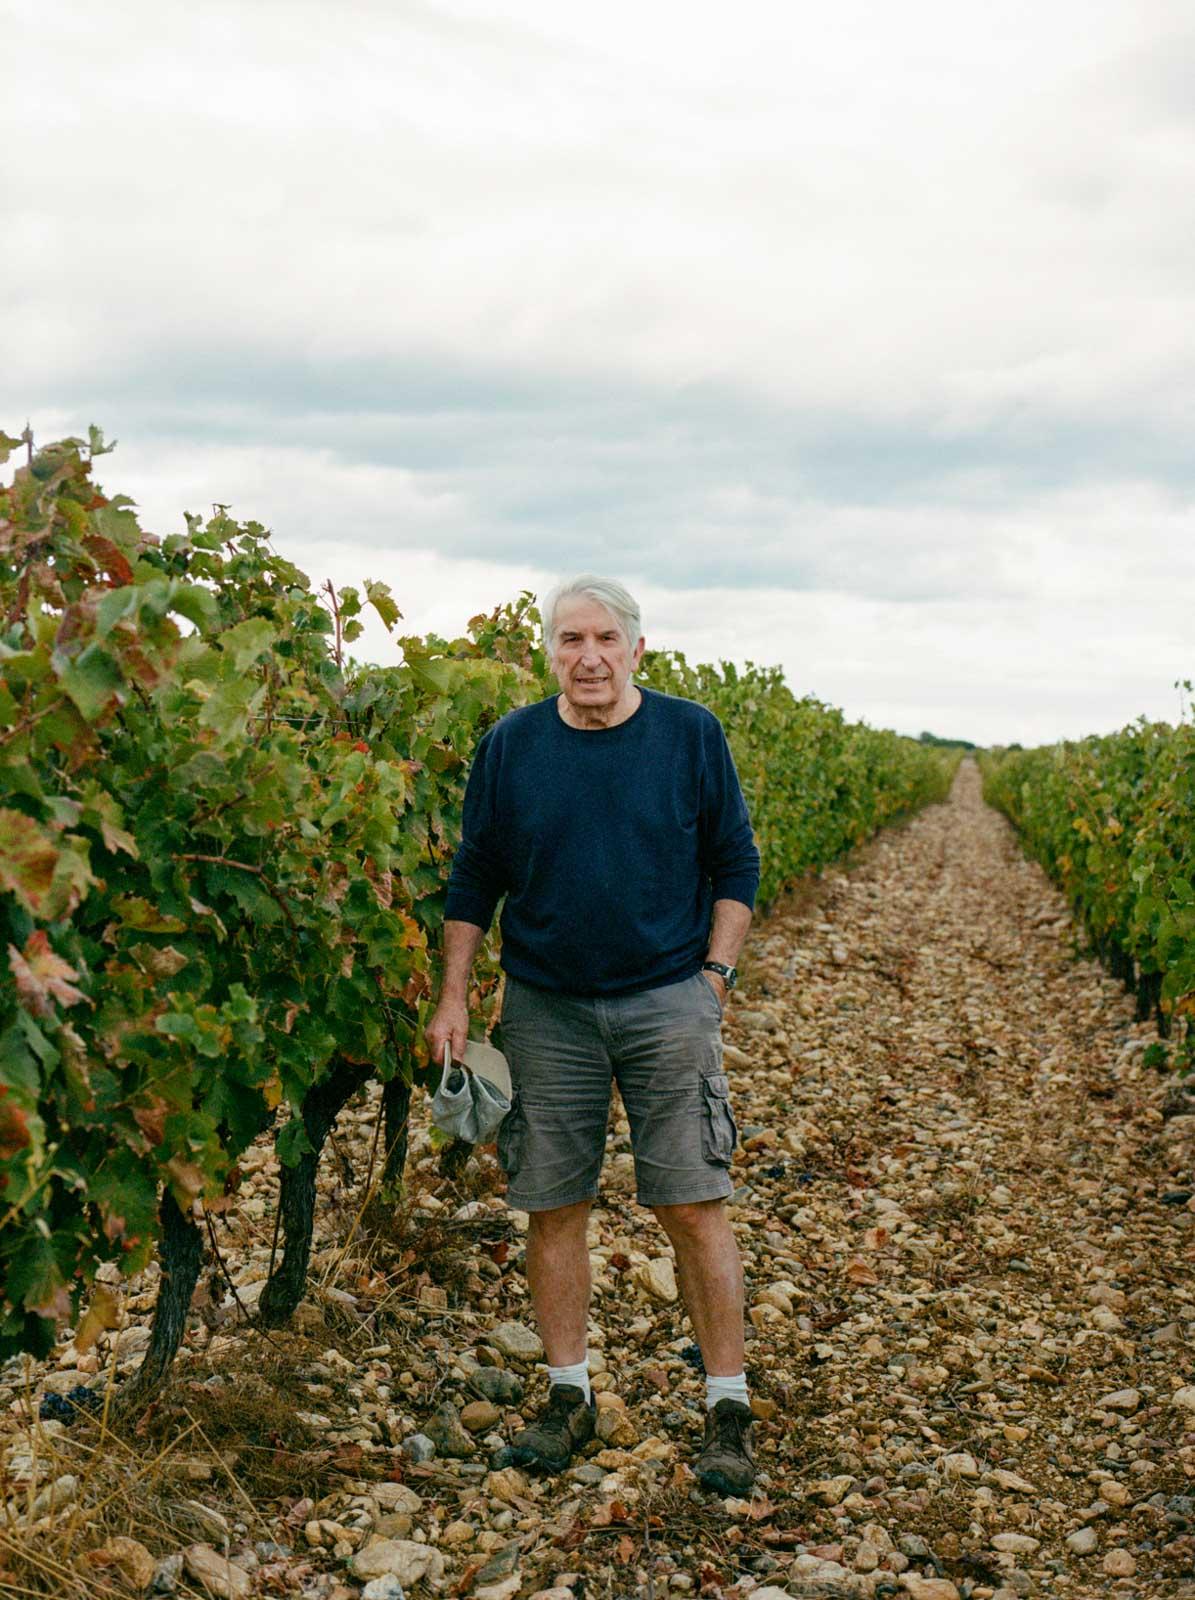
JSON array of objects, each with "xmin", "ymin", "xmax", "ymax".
[{"xmin": 444, "ymin": 688, "xmax": 760, "ymax": 996}]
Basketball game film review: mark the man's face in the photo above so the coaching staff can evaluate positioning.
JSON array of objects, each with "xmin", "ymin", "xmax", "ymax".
[{"xmin": 550, "ymin": 597, "xmax": 645, "ymax": 714}]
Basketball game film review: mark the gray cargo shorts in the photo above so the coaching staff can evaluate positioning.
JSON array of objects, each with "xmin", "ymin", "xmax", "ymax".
[{"xmin": 495, "ymin": 971, "xmax": 739, "ymax": 1212}]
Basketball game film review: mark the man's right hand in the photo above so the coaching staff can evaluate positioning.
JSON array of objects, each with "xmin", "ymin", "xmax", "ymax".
[
  {"xmin": 426, "ymin": 920, "xmax": 487, "ymax": 1067},
  {"xmin": 424, "ymin": 998, "xmax": 470, "ymax": 1068}
]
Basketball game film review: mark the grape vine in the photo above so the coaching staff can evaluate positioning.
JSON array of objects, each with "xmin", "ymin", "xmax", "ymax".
[
  {"xmin": 982, "ymin": 722, "xmax": 1194, "ymax": 1069},
  {"xmin": 0, "ymin": 431, "xmax": 956, "ymax": 1384}
]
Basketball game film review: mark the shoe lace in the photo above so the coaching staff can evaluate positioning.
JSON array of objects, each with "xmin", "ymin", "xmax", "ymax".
[{"xmin": 712, "ymin": 1405, "xmax": 751, "ymax": 1454}]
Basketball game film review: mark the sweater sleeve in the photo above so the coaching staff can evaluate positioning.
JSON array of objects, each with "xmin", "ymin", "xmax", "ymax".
[
  {"xmin": 699, "ymin": 716, "xmax": 761, "ymax": 909},
  {"xmin": 444, "ymin": 730, "xmax": 509, "ymax": 930}
]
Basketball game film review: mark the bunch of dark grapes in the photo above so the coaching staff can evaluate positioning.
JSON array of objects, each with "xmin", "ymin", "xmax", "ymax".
[{"xmin": 38, "ymin": 1386, "xmax": 103, "ymax": 1423}]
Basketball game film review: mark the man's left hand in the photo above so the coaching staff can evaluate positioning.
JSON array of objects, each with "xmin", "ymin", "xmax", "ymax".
[{"xmin": 703, "ymin": 970, "xmax": 728, "ymax": 1009}]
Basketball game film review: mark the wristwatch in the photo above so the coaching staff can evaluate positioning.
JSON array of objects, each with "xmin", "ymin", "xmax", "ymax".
[{"xmin": 702, "ymin": 960, "xmax": 738, "ymax": 990}]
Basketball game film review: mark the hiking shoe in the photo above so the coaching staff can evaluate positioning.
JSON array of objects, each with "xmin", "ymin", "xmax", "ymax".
[
  {"xmin": 696, "ymin": 1398, "xmax": 756, "ymax": 1494},
  {"xmin": 506, "ymin": 1383, "xmax": 595, "ymax": 1474}
]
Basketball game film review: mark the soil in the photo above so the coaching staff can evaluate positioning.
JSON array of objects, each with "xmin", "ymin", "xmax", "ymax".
[{"xmin": 3, "ymin": 762, "xmax": 1193, "ymax": 1600}]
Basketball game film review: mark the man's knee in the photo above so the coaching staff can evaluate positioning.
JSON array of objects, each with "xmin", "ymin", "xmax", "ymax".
[
  {"xmin": 652, "ymin": 1198, "xmax": 727, "ymax": 1242},
  {"xmin": 528, "ymin": 1199, "xmax": 592, "ymax": 1242}
]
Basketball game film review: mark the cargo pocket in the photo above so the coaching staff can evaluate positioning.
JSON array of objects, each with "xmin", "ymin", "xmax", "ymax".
[
  {"xmin": 496, "ymin": 1090, "xmax": 526, "ymax": 1177},
  {"xmin": 700, "ymin": 1071, "xmax": 738, "ymax": 1166}
]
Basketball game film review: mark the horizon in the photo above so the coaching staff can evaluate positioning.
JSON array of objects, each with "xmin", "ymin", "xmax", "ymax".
[{"xmin": 12, "ymin": 423, "xmax": 1184, "ymax": 754}]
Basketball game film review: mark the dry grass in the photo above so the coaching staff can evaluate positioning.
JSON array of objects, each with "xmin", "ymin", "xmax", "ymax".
[
  {"xmin": 0, "ymin": 1136, "xmax": 517, "ymax": 1599},
  {"xmin": 0, "ymin": 1324, "xmax": 387, "ymax": 1599},
  {"xmin": 0, "ymin": 1361, "xmax": 203, "ymax": 1599},
  {"xmin": 127, "ymin": 1343, "xmax": 342, "ymax": 1501},
  {"xmin": 356, "ymin": 1159, "xmax": 518, "ymax": 1317}
]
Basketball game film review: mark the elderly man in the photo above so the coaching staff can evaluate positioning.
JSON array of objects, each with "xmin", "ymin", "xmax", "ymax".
[{"xmin": 425, "ymin": 575, "xmax": 760, "ymax": 1493}]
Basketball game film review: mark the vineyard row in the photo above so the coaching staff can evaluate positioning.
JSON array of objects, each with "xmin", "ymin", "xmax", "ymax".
[
  {"xmin": 981, "ymin": 725, "xmax": 1194, "ymax": 1070},
  {"xmin": 0, "ymin": 430, "xmax": 956, "ymax": 1387}
]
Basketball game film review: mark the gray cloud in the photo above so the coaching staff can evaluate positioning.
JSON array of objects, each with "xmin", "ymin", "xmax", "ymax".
[
  {"xmin": 4, "ymin": 0, "xmax": 1194, "ymax": 742},
  {"xmin": 21, "ymin": 347, "xmax": 1195, "ymax": 603}
]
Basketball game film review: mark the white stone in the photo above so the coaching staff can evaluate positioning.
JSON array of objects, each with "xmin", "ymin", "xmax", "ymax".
[
  {"xmin": 372, "ymin": 1482, "xmax": 422, "ymax": 1514},
  {"xmin": 1098, "ymin": 1479, "xmax": 1131, "ymax": 1508},
  {"xmin": 362, "ymin": 1579, "xmax": 406, "ymax": 1600},
  {"xmin": 899, "ymin": 1579, "xmax": 961, "ymax": 1600},
  {"xmin": 114, "ymin": 1325, "xmax": 151, "ymax": 1356},
  {"xmin": 808, "ymin": 1474, "xmax": 855, "ymax": 1505},
  {"xmin": 182, "ymin": 1545, "xmax": 251, "ymax": 1600},
  {"xmin": 181, "ymin": 1498, "xmax": 230, "ymax": 1541},
  {"xmin": 89, "ymin": 1537, "xmax": 156, "ymax": 1591},
  {"xmin": 941, "ymin": 1451, "xmax": 980, "ymax": 1479},
  {"xmin": 1097, "ymin": 1387, "xmax": 1140, "ymax": 1413},
  {"xmin": 1087, "ymin": 1284, "xmax": 1126, "ymax": 1310},
  {"xmin": 473, "ymin": 1574, "xmax": 521, "ymax": 1600},
  {"xmin": 41, "ymin": 1370, "xmax": 92, "ymax": 1394},
  {"xmin": 1171, "ymin": 1384, "xmax": 1195, "ymax": 1411},
  {"xmin": 989, "ymin": 1468, "xmax": 1036, "ymax": 1493},
  {"xmin": 475, "ymin": 1579, "xmax": 521, "ymax": 1600},
  {"xmin": 350, "ymin": 1537, "xmax": 446, "ymax": 1586},
  {"xmin": 1089, "ymin": 1305, "xmax": 1124, "ymax": 1332},
  {"xmin": 634, "ymin": 1257, "xmax": 678, "ymax": 1303},
  {"xmin": 790, "ymin": 1553, "xmax": 856, "ymax": 1588},
  {"xmin": 858, "ymin": 1523, "xmax": 894, "ymax": 1554},
  {"xmin": 1103, "ymin": 1548, "xmax": 1136, "ymax": 1577},
  {"xmin": 488, "ymin": 1322, "xmax": 544, "ymax": 1362},
  {"xmin": 29, "ymin": 1473, "xmax": 77, "ymax": 1519},
  {"xmin": 485, "ymin": 1467, "xmax": 531, "ymax": 1502},
  {"xmin": 1065, "ymin": 1526, "xmax": 1098, "ymax": 1555},
  {"xmin": 991, "ymin": 1533, "xmax": 1040, "ymax": 1555}
]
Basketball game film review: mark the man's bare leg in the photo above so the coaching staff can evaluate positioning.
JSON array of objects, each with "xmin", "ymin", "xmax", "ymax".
[
  {"xmin": 652, "ymin": 1199, "xmax": 745, "ymax": 1375},
  {"xmin": 526, "ymin": 1200, "xmax": 593, "ymax": 1366},
  {"xmin": 655, "ymin": 1198, "xmax": 755, "ymax": 1492}
]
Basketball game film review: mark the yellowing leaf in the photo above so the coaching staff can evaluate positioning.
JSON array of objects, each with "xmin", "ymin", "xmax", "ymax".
[
  {"xmin": 0, "ymin": 809, "xmax": 60, "ymax": 916},
  {"xmin": 132, "ymin": 1099, "xmax": 169, "ymax": 1147},
  {"xmin": 29, "ymin": 1280, "xmax": 72, "ymax": 1323},
  {"xmin": 74, "ymin": 1282, "xmax": 121, "ymax": 1354},
  {"xmin": 112, "ymin": 896, "xmax": 186, "ymax": 933},
  {"xmin": 164, "ymin": 1157, "xmax": 206, "ymax": 1207},
  {"xmin": 365, "ymin": 579, "xmax": 402, "ymax": 631},
  {"xmin": 129, "ymin": 942, "xmax": 188, "ymax": 978},
  {"xmin": 0, "ymin": 1092, "xmax": 33, "ymax": 1159},
  {"xmin": 8, "ymin": 930, "xmax": 88, "ymax": 1017}
]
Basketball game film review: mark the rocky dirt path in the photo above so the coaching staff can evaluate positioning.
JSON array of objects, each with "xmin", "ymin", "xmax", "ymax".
[
  {"xmin": 5, "ymin": 763, "xmax": 1194, "ymax": 1600},
  {"xmin": 707, "ymin": 759, "xmax": 1195, "ymax": 1599}
]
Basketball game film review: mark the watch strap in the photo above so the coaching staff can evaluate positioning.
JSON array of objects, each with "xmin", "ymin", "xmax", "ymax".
[{"xmin": 702, "ymin": 960, "xmax": 737, "ymax": 989}]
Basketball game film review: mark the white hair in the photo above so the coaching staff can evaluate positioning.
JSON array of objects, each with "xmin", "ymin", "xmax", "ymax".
[{"xmin": 541, "ymin": 574, "xmax": 642, "ymax": 651}]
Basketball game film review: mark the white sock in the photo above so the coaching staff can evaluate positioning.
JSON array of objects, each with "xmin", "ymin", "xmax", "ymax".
[
  {"xmin": 706, "ymin": 1371, "xmax": 750, "ymax": 1410},
  {"xmin": 547, "ymin": 1358, "xmax": 591, "ymax": 1403}
]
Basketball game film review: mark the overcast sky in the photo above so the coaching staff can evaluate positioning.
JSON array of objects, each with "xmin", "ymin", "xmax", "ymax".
[{"xmin": 5, "ymin": 0, "xmax": 1194, "ymax": 744}]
